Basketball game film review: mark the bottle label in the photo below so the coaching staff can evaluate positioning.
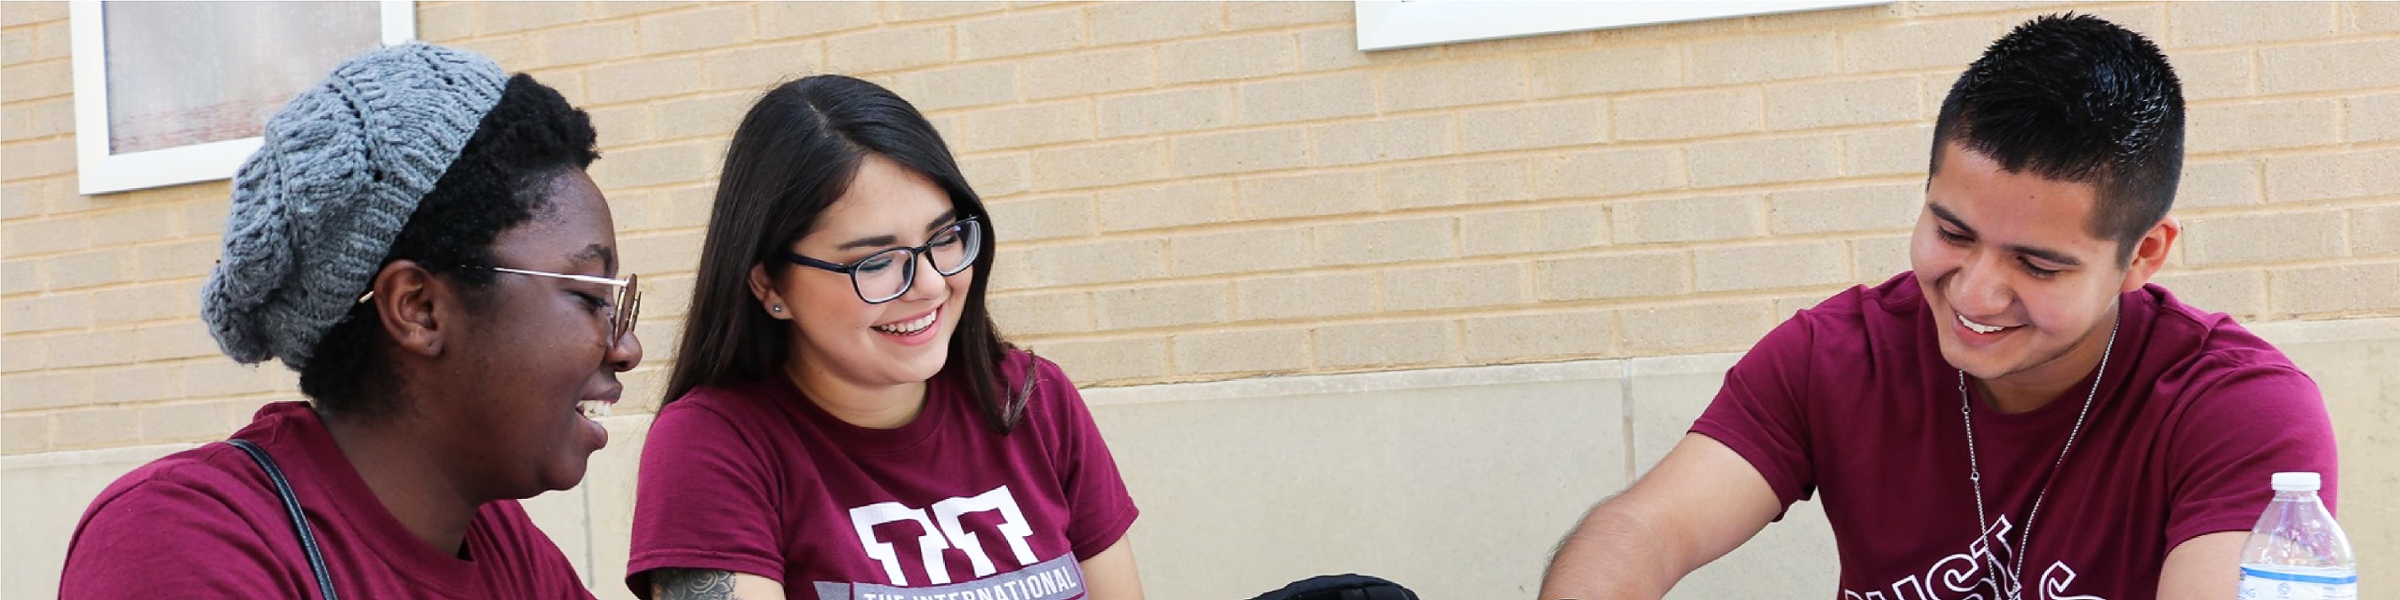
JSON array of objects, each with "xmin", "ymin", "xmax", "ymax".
[{"xmin": 2239, "ymin": 567, "xmax": 2357, "ymax": 600}]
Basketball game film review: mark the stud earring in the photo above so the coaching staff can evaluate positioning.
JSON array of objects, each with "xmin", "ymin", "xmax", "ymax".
[{"xmin": 771, "ymin": 304, "xmax": 783, "ymax": 313}]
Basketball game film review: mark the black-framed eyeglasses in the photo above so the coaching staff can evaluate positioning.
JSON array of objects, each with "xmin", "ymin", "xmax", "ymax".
[
  {"xmin": 787, "ymin": 217, "xmax": 983, "ymax": 304},
  {"xmin": 363, "ymin": 266, "xmax": 641, "ymax": 348}
]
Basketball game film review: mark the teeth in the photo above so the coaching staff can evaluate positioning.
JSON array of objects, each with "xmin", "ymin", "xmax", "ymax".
[
  {"xmin": 1960, "ymin": 315, "xmax": 2008, "ymax": 335},
  {"xmin": 873, "ymin": 312, "xmax": 937, "ymax": 335},
  {"xmin": 577, "ymin": 400, "xmax": 613, "ymax": 418}
]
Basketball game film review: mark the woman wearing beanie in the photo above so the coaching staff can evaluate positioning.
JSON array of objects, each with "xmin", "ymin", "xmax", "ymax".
[
  {"xmin": 622, "ymin": 76, "xmax": 1143, "ymax": 600},
  {"xmin": 59, "ymin": 43, "xmax": 637, "ymax": 599}
]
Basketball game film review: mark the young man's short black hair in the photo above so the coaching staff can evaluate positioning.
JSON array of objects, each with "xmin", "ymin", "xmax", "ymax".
[{"xmin": 1931, "ymin": 13, "xmax": 2185, "ymax": 264}]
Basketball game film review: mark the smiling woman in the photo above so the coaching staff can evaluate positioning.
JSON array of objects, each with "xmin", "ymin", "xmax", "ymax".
[
  {"xmin": 626, "ymin": 75, "xmax": 1145, "ymax": 600},
  {"xmin": 57, "ymin": 43, "xmax": 635, "ymax": 600}
]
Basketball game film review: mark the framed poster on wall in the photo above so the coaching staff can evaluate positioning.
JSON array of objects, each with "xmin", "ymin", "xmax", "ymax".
[
  {"xmin": 1355, "ymin": 1, "xmax": 1889, "ymax": 51},
  {"xmin": 69, "ymin": 0, "xmax": 416, "ymax": 195}
]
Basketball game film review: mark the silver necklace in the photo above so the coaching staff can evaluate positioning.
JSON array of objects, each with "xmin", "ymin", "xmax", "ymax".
[{"xmin": 1959, "ymin": 318, "xmax": 2117, "ymax": 600}]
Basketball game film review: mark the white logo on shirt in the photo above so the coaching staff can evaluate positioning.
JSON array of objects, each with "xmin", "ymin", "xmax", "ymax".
[
  {"xmin": 1842, "ymin": 516, "xmax": 2106, "ymax": 600},
  {"xmin": 848, "ymin": 486, "xmax": 1040, "ymax": 586}
]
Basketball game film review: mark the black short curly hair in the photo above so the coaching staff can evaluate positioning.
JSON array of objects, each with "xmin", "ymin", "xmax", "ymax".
[
  {"xmin": 297, "ymin": 73, "xmax": 600, "ymax": 417},
  {"xmin": 1932, "ymin": 13, "xmax": 2184, "ymax": 265}
]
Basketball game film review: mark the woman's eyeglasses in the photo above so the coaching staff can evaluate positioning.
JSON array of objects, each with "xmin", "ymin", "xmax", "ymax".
[
  {"xmin": 356, "ymin": 266, "xmax": 641, "ymax": 348},
  {"xmin": 483, "ymin": 267, "xmax": 640, "ymax": 348},
  {"xmin": 787, "ymin": 218, "xmax": 983, "ymax": 304}
]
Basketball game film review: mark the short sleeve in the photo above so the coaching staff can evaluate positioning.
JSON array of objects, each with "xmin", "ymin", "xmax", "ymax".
[
  {"xmin": 2162, "ymin": 363, "xmax": 2339, "ymax": 549},
  {"xmin": 625, "ymin": 398, "xmax": 792, "ymax": 596},
  {"xmin": 1689, "ymin": 314, "xmax": 1820, "ymax": 510},
  {"xmin": 60, "ymin": 479, "xmax": 297, "ymax": 600},
  {"xmin": 477, "ymin": 500, "xmax": 601, "ymax": 600},
  {"xmin": 1027, "ymin": 357, "xmax": 1140, "ymax": 560}
]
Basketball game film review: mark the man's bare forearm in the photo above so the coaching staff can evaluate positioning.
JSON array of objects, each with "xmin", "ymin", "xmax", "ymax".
[{"xmin": 1539, "ymin": 499, "xmax": 1682, "ymax": 600}]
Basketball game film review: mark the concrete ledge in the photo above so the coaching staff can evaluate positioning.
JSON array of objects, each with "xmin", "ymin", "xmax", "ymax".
[{"xmin": 1080, "ymin": 358, "xmax": 1629, "ymax": 406}]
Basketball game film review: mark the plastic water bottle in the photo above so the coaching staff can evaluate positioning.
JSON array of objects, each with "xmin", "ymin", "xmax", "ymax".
[{"xmin": 2237, "ymin": 472, "xmax": 2355, "ymax": 600}]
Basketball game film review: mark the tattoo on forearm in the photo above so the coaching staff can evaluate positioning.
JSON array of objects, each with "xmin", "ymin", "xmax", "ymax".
[{"xmin": 654, "ymin": 569, "xmax": 739, "ymax": 600}]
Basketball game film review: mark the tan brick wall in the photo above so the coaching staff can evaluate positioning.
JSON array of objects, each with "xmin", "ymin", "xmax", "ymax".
[{"xmin": 5, "ymin": 1, "xmax": 2399, "ymax": 453}]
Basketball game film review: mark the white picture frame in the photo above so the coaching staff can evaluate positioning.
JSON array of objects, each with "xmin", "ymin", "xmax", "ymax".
[
  {"xmin": 1355, "ymin": 1, "xmax": 1890, "ymax": 52},
  {"xmin": 69, "ymin": 0, "xmax": 417, "ymax": 195}
]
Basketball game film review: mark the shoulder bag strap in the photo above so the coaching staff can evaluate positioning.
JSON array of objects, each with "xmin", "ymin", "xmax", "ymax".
[{"xmin": 225, "ymin": 438, "xmax": 340, "ymax": 600}]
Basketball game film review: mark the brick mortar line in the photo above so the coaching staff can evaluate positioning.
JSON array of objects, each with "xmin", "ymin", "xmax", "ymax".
[
  {"xmin": 2179, "ymin": 255, "xmax": 2400, "ymax": 272},
  {"xmin": 0, "ymin": 310, "xmax": 204, "ymax": 329},
  {"xmin": 1073, "ymin": 358, "xmax": 1608, "ymax": 389},
  {"xmin": 1, "ymin": 322, "xmax": 210, "ymax": 340},
  {"xmin": 0, "ymin": 126, "xmax": 76, "ymax": 146},
  {"xmin": 2256, "ymin": 308, "xmax": 2400, "ymax": 322},
  {"xmin": 978, "ymin": 244, "xmax": 2398, "ymax": 299},
  {"xmin": 989, "ymin": 187, "xmax": 1915, "ymax": 249},
  {"xmin": 0, "ymin": 91, "xmax": 72, "ymax": 106},
  {"xmin": 0, "ymin": 226, "xmax": 221, "ymax": 249},
  {"xmin": 0, "ymin": 376, "xmax": 291, "ymax": 400},
  {"xmin": 988, "ymin": 253, "xmax": 2400, "ymax": 327},
  {"xmin": 991, "ymin": 234, "xmax": 1908, "ymax": 294},
  {"xmin": 2186, "ymin": 85, "xmax": 2400, "ymax": 106},
  {"xmin": 922, "ymin": 88, "xmax": 2400, "ymax": 165},
  {"xmin": 1041, "ymin": 249, "xmax": 2400, "ymax": 304},
  {"xmin": 969, "ymin": 157, "xmax": 1936, "ymax": 208},
  {"xmin": 2155, "ymin": 30, "xmax": 2400, "ymax": 55},
  {"xmin": 0, "ymin": 204, "xmax": 225, "ymax": 227},
  {"xmin": 2188, "ymin": 139, "xmax": 2400, "ymax": 159},
  {"xmin": 0, "ymin": 21, "xmax": 59, "ymax": 33},
  {"xmin": 0, "ymin": 55, "xmax": 67, "ymax": 72},
  {"xmin": 1007, "ymin": 300, "xmax": 2400, "ymax": 358},
  {"xmin": 967, "ymin": 152, "xmax": 1890, "ymax": 203},
  {"xmin": 5, "ymin": 272, "xmax": 205, "ymax": 294},
  {"xmin": 1008, "ymin": 287, "xmax": 1842, "ymax": 341},
  {"xmin": 4, "ymin": 392, "xmax": 296, "ymax": 416},
  {"xmin": 2176, "ymin": 196, "xmax": 2400, "ymax": 215},
  {"xmin": 23, "ymin": 396, "xmax": 269, "ymax": 414},
  {"xmin": 0, "ymin": 361, "xmax": 233, "ymax": 378},
  {"xmin": 963, "ymin": 125, "xmax": 1884, "ymax": 169},
  {"xmin": 0, "ymin": 391, "xmax": 280, "ymax": 410},
  {"xmin": 935, "ymin": 97, "xmax": 1763, "ymax": 157}
]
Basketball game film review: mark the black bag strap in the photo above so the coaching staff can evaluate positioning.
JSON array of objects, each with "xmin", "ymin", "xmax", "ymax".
[{"xmin": 225, "ymin": 439, "xmax": 340, "ymax": 600}]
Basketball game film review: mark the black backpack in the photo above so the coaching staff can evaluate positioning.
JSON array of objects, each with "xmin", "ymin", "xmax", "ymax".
[{"xmin": 1247, "ymin": 574, "xmax": 1420, "ymax": 600}]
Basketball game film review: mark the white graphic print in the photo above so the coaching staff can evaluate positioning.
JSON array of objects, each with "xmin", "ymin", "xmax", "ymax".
[
  {"xmin": 848, "ymin": 486, "xmax": 1038, "ymax": 586},
  {"xmin": 1841, "ymin": 516, "xmax": 2106, "ymax": 600},
  {"xmin": 849, "ymin": 502, "xmax": 953, "ymax": 586},
  {"xmin": 933, "ymin": 487, "xmax": 1041, "ymax": 578}
]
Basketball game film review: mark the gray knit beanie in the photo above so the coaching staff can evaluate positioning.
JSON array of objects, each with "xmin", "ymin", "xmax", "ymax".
[{"xmin": 201, "ymin": 43, "xmax": 508, "ymax": 370}]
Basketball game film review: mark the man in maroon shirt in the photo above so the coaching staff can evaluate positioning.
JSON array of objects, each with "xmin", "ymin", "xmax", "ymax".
[{"xmin": 1540, "ymin": 14, "xmax": 2338, "ymax": 600}]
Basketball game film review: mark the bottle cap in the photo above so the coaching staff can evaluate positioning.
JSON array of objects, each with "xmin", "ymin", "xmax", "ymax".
[{"xmin": 2272, "ymin": 471, "xmax": 2321, "ymax": 492}]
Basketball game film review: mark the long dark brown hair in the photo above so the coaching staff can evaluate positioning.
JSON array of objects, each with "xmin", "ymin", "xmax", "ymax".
[{"xmin": 663, "ymin": 75, "xmax": 1025, "ymax": 432}]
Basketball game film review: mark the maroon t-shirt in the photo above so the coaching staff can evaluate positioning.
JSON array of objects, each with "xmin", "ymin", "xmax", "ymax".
[
  {"xmin": 1693, "ymin": 273, "xmax": 2339, "ymax": 600},
  {"xmin": 59, "ymin": 401, "xmax": 595, "ymax": 600},
  {"xmin": 627, "ymin": 351, "xmax": 1138, "ymax": 600}
]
